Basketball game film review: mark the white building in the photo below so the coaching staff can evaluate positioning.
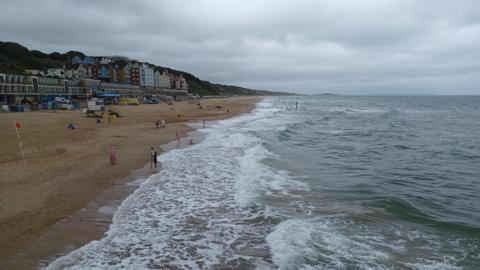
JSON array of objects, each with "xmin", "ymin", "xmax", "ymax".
[
  {"xmin": 154, "ymin": 70, "xmax": 171, "ymax": 88},
  {"xmin": 25, "ymin": 69, "xmax": 45, "ymax": 76},
  {"xmin": 65, "ymin": 69, "xmax": 79, "ymax": 79},
  {"xmin": 139, "ymin": 63, "xmax": 154, "ymax": 87},
  {"xmin": 99, "ymin": 57, "xmax": 113, "ymax": 64},
  {"xmin": 47, "ymin": 68, "xmax": 65, "ymax": 78}
]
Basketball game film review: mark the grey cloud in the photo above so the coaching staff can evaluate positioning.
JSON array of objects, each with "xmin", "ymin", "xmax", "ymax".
[{"xmin": 1, "ymin": 0, "xmax": 479, "ymax": 94}]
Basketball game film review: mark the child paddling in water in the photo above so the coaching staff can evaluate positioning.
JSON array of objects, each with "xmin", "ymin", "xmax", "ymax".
[
  {"xmin": 176, "ymin": 133, "xmax": 181, "ymax": 146},
  {"xmin": 153, "ymin": 151, "xmax": 158, "ymax": 169},
  {"xmin": 150, "ymin": 147, "xmax": 155, "ymax": 168}
]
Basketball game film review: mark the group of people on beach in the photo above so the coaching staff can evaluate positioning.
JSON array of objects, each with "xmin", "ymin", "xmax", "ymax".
[{"xmin": 110, "ymin": 117, "xmax": 205, "ymax": 168}]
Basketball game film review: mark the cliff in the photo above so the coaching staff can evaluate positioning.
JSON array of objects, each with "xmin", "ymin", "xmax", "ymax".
[{"xmin": 0, "ymin": 41, "xmax": 290, "ymax": 96}]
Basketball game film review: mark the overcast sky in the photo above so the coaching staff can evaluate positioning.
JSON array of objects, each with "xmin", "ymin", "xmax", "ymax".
[{"xmin": 1, "ymin": 0, "xmax": 480, "ymax": 94}]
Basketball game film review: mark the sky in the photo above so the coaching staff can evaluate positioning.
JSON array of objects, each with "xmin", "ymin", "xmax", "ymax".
[{"xmin": 1, "ymin": 0, "xmax": 480, "ymax": 95}]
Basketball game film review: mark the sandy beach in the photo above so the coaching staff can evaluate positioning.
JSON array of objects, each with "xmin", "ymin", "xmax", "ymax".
[{"xmin": 0, "ymin": 96, "xmax": 261, "ymax": 268}]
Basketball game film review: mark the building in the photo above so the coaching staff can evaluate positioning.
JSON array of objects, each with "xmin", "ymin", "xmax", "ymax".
[
  {"xmin": 172, "ymin": 74, "xmax": 188, "ymax": 90},
  {"xmin": 100, "ymin": 82, "xmax": 144, "ymax": 98},
  {"xmin": 130, "ymin": 63, "xmax": 140, "ymax": 86},
  {"xmin": 65, "ymin": 64, "xmax": 91, "ymax": 79},
  {"xmin": 83, "ymin": 56, "xmax": 95, "ymax": 65},
  {"xmin": 77, "ymin": 64, "xmax": 89, "ymax": 79},
  {"xmin": 122, "ymin": 62, "xmax": 133, "ymax": 84},
  {"xmin": 98, "ymin": 64, "xmax": 110, "ymax": 82},
  {"xmin": 78, "ymin": 79, "xmax": 101, "ymax": 96},
  {"xmin": 154, "ymin": 70, "xmax": 171, "ymax": 88},
  {"xmin": 64, "ymin": 64, "xmax": 79, "ymax": 79},
  {"xmin": 47, "ymin": 68, "xmax": 65, "ymax": 78},
  {"xmin": 109, "ymin": 61, "xmax": 127, "ymax": 83},
  {"xmin": 1, "ymin": 71, "xmax": 189, "ymax": 106},
  {"xmin": 25, "ymin": 69, "xmax": 45, "ymax": 76},
  {"xmin": 139, "ymin": 63, "xmax": 154, "ymax": 87},
  {"xmin": 109, "ymin": 64, "xmax": 118, "ymax": 83},
  {"xmin": 71, "ymin": 55, "xmax": 82, "ymax": 64},
  {"xmin": 99, "ymin": 57, "xmax": 112, "ymax": 65},
  {"xmin": 90, "ymin": 65, "xmax": 99, "ymax": 79},
  {"xmin": 0, "ymin": 73, "xmax": 84, "ymax": 104}
]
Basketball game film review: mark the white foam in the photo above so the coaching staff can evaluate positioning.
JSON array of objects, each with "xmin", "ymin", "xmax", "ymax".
[
  {"xmin": 265, "ymin": 219, "xmax": 315, "ymax": 270},
  {"xmin": 264, "ymin": 215, "xmax": 465, "ymax": 270},
  {"xmin": 97, "ymin": 206, "xmax": 117, "ymax": 215},
  {"xmin": 265, "ymin": 218, "xmax": 392, "ymax": 270},
  {"xmin": 125, "ymin": 178, "xmax": 146, "ymax": 186},
  {"xmin": 405, "ymin": 260, "xmax": 463, "ymax": 270},
  {"xmin": 44, "ymin": 97, "xmax": 467, "ymax": 270},
  {"xmin": 236, "ymin": 143, "xmax": 308, "ymax": 208}
]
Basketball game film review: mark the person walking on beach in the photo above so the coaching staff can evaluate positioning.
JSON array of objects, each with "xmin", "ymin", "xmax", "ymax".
[
  {"xmin": 153, "ymin": 151, "xmax": 158, "ymax": 169},
  {"xmin": 155, "ymin": 120, "xmax": 159, "ymax": 129},
  {"xmin": 202, "ymin": 119, "xmax": 205, "ymax": 128},
  {"xmin": 110, "ymin": 146, "xmax": 117, "ymax": 165},
  {"xmin": 150, "ymin": 147, "xmax": 155, "ymax": 168},
  {"xmin": 96, "ymin": 118, "xmax": 101, "ymax": 127},
  {"xmin": 176, "ymin": 133, "xmax": 181, "ymax": 146},
  {"xmin": 161, "ymin": 119, "xmax": 165, "ymax": 128}
]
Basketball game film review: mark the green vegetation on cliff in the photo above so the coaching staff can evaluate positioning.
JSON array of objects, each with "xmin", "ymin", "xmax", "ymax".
[{"xmin": 0, "ymin": 41, "xmax": 290, "ymax": 96}]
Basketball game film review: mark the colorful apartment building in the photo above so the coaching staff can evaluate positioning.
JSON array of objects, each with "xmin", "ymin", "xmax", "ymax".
[
  {"xmin": 172, "ymin": 74, "xmax": 188, "ymax": 90},
  {"xmin": 63, "ymin": 55, "xmax": 189, "ymax": 92},
  {"xmin": 71, "ymin": 55, "xmax": 82, "ymax": 64},
  {"xmin": 139, "ymin": 63, "xmax": 154, "ymax": 87},
  {"xmin": 98, "ymin": 64, "xmax": 110, "ymax": 81},
  {"xmin": 90, "ymin": 65, "xmax": 99, "ymax": 79},
  {"xmin": 154, "ymin": 70, "xmax": 171, "ymax": 88},
  {"xmin": 130, "ymin": 63, "xmax": 140, "ymax": 86}
]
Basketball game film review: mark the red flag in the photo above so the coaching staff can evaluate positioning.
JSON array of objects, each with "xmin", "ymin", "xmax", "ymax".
[{"xmin": 15, "ymin": 122, "xmax": 21, "ymax": 129}]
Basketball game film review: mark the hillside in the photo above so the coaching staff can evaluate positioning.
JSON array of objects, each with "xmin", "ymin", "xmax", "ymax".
[{"xmin": 0, "ymin": 41, "xmax": 290, "ymax": 96}]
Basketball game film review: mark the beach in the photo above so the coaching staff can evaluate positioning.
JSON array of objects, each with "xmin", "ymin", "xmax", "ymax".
[
  {"xmin": 0, "ymin": 96, "xmax": 261, "ymax": 268},
  {"xmin": 40, "ymin": 96, "xmax": 480, "ymax": 269},
  {"xmin": 3, "ymin": 95, "xmax": 479, "ymax": 269}
]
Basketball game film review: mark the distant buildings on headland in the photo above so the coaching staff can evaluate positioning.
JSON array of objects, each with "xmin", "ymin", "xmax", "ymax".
[{"xmin": 0, "ymin": 55, "xmax": 191, "ymax": 106}]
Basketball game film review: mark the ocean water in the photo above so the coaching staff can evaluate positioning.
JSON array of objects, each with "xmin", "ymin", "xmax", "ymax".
[{"xmin": 46, "ymin": 96, "xmax": 480, "ymax": 270}]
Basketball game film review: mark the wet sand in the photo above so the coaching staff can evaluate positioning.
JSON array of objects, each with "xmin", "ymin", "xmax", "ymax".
[{"xmin": 0, "ymin": 96, "xmax": 261, "ymax": 269}]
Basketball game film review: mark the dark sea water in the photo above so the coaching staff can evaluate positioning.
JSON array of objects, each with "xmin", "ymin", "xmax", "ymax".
[
  {"xmin": 260, "ymin": 96, "xmax": 480, "ymax": 269},
  {"xmin": 47, "ymin": 96, "xmax": 480, "ymax": 270}
]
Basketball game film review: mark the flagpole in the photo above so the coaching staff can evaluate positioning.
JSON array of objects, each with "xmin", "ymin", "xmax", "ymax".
[{"xmin": 14, "ymin": 121, "xmax": 26, "ymax": 166}]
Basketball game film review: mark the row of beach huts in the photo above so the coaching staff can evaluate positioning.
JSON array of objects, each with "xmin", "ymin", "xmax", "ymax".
[{"xmin": 0, "ymin": 72, "xmax": 196, "ymax": 113}]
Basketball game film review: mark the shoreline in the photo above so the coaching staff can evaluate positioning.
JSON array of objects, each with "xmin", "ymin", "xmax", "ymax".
[
  {"xmin": 0, "ymin": 96, "xmax": 262, "ymax": 269},
  {"xmin": 4, "ymin": 129, "xmax": 207, "ymax": 270}
]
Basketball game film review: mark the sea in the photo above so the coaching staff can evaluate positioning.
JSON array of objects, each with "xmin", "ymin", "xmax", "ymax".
[{"xmin": 46, "ymin": 96, "xmax": 480, "ymax": 270}]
